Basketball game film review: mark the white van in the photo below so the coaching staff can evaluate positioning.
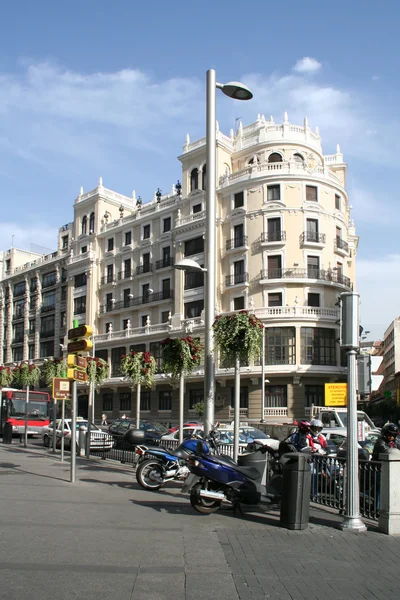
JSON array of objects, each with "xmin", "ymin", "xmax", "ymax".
[{"xmin": 315, "ymin": 408, "xmax": 380, "ymax": 440}]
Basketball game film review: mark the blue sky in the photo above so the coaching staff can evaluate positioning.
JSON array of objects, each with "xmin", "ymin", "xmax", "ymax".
[{"xmin": 0, "ymin": 0, "xmax": 398, "ymax": 340}]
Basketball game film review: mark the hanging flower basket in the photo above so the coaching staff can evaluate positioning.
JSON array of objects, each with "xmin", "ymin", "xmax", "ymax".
[
  {"xmin": 41, "ymin": 358, "xmax": 68, "ymax": 387},
  {"xmin": 86, "ymin": 357, "xmax": 109, "ymax": 389},
  {"xmin": 13, "ymin": 362, "xmax": 41, "ymax": 388},
  {"xmin": 0, "ymin": 365, "xmax": 14, "ymax": 388},
  {"xmin": 212, "ymin": 310, "xmax": 263, "ymax": 365},
  {"xmin": 120, "ymin": 351, "xmax": 157, "ymax": 389},
  {"xmin": 161, "ymin": 336, "xmax": 203, "ymax": 379}
]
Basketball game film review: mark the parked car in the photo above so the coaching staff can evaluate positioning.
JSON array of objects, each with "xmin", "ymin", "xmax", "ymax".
[
  {"xmin": 108, "ymin": 418, "xmax": 169, "ymax": 447},
  {"xmin": 41, "ymin": 418, "xmax": 113, "ymax": 451},
  {"xmin": 239, "ymin": 427, "xmax": 280, "ymax": 450},
  {"xmin": 168, "ymin": 421, "xmax": 203, "ymax": 433},
  {"xmin": 160, "ymin": 426, "xmax": 205, "ymax": 441}
]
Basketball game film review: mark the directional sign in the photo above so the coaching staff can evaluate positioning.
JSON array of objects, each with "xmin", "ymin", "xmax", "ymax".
[
  {"xmin": 52, "ymin": 378, "xmax": 72, "ymax": 400},
  {"xmin": 68, "ymin": 325, "xmax": 93, "ymax": 340},
  {"xmin": 67, "ymin": 339, "xmax": 93, "ymax": 353},
  {"xmin": 67, "ymin": 354, "xmax": 87, "ymax": 369},
  {"xmin": 67, "ymin": 368, "xmax": 88, "ymax": 382}
]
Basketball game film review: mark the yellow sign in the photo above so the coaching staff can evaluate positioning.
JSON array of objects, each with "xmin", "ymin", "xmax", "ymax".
[{"xmin": 324, "ymin": 383, "xmax": 347, "ymax": 406}]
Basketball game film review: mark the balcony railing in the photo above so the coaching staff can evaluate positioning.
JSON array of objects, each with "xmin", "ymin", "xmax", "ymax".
[
  {"xmin": 136, "ymin": 263, "xmax": 153, "ymax": 275},
  {"xmin": 225, "ymin": 272, "xmax": 249, "ymax": 287},
  {"xmin": 42, "ymin": 276, "xmax": 57, "ymax": 288},
  {"xmin": 41, "ymin": 304, "xmax": 56, "ymax": 313},
  {"xmin": 101, "ymin": 275, "xmax": 116, "ymax": 285},
  {"xmin": 260, "ymin": 231, "xmax": 286, "ymax": 243},
  {"xmin": 155, "ymin": 257, "xmax": 174, "ymax": 270},
  {"xmin": 100, "ymin": 290, "xmax": 174, "ymax": 313},
  {"xmin": 225, "ymin": 235, "xmax": 248, "ymax": 251},
  {"xmin": 260, "ymin": 268, "xmax": 352, "ymax": 288},
  {"xmin": 118, "ymin": 270, "xmax": 133, "ymax": 280},
  {"xmin": 300, "ymin": 232, "xmax": 326, "ymax": 245},
  {"xmin": 334, "ymin": 237, "xmax": 349, "ymax": 253}
]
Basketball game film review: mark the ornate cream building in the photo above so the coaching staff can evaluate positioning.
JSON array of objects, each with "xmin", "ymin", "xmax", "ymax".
[{"xmin": 0, "ymin": 114, "xmax": 358, "ymax": 424}]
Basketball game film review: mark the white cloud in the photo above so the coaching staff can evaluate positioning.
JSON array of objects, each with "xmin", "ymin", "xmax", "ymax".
[
  {"xmin": 293, "ymin": 57, "xmax": 322, "ymax": 74},
  {"xmin": 357, "ymin": 254, "xmax": 400, "ymax": 340}
]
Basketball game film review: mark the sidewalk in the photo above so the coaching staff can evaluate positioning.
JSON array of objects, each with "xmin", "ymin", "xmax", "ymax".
[{"xmin": 0, "ymin": 443, "xmax": 398, "ymax": 600}]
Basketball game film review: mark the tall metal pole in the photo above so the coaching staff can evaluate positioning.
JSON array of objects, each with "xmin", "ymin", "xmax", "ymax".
[
  {"xmin": 204, "ymin": 68, "xmax": 217, "ymax": 435},
  {"xmin": 179, "ymin": 374, "xmax": 184, "ymax": 444},
  {"xmin": 135, "ymin": 382, "xmax": 141, "ymax": 429},
  {"xmin": 70, "ymin": 381, "xmax": 77, "ymax": 483},
  {"xmin": 86, "ymin": 328, "xmax": 95, "ymax": 458},
  {"xmin": 24, "ymin": 385, "xmax": 29, "ymax": 447},
  {"xmin": 52, "ymin": 398, "xmax": 57, "ymax": 452},
  {"xmin": 261, "ymin": 326, "xmax": 265, "ymax": 422},
  {"xmin": 233, "ymin": 354, "xmax": 240, "ymax": 462},
  {"xmin": 60, "ymin": 399, "xmax": 65, "ymax": 463}
]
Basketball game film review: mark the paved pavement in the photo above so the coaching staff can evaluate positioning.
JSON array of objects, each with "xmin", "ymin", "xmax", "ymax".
[{"xmin": 0, "ymin": 441, "xmax": 398, "ymax": 600}]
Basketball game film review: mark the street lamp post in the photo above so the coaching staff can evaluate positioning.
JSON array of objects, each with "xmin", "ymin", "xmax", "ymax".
[{"xmin": 204, "ymin": 69, "xmax": 253, "ymax": 435}]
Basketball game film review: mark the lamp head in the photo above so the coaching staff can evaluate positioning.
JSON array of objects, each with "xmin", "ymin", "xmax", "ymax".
[
  {"xmin": 218, "ymin": 81, "xmax": 253, "ymax": 101},
  {"xmin": 174, "ymin": 258, "xmax": 207, "ymax": 273}
]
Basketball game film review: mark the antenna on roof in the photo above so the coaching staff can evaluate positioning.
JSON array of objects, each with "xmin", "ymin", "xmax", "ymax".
[{"xmin": 235, "ymin": 117, "xmax": 242, "ymax": 134}]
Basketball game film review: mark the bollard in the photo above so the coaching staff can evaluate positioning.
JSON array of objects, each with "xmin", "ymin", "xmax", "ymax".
[
  {"xmin": 3, "ymin": 422, "xmax": 13, "ymax": 444},
  {"xmin": 78, "ymin": 426, "xmax": 87, "ymax": 457},
  {"xmin": 378, "ymin": 448, "xmax": 400, "ymax": 535},
  {"xmin": 280, "ymin": 452, "xmax": 311, "ymax": 530}
]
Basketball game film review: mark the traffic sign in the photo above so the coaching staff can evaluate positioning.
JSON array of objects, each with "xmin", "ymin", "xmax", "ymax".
[
  {"xmin": 67, "ymin": 339, "xmax": 93, "ymax": 353},
  {"xmin": 67, "ymin": 354, "xmax": 87, "ymax": 369},
  {"xmin": 68, "ymin": 325, "xmax": 93, "ymax": 340},
  {"xmin": 52, "ymin": 378, "xmax": 72, "ymax": 400},
  {"xmin": 67, "ymin": 368, "xmax": 88, "ymax": 382}
]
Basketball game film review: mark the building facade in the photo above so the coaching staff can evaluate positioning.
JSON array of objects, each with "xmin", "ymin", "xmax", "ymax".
[{"xmin": 0, "ymin": 115, "xmax": 358, "ymax": 425}]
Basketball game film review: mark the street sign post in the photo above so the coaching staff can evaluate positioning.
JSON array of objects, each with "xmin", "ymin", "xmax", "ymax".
[
  {"xmin": 67, "ymin": 369, "xmax": 88, "ymax": 382},
  {"xmin": 67, "ymin": 354, "xmax": 87, "ymax": 369},
  {"xmin": 52, "ymin": 378, "xmax": 72, "ymax": 400},
  {"xmin": 67, "ymin": 339, "xmax": 93, "ymax": 353}
]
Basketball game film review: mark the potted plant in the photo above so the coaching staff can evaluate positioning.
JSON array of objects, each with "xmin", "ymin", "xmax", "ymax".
[
  {"xmin": 41, "ymin": 358, "xmax": 68, "ymax": 387},
  {"xmin": 0, "ymin": 365, "xmax": 14, "ymax": 388},
  {"xmin": 161, "ymin": 336, "xmax": 203, "ymax": 379},
  {"xmin": 13, "ymin": 362, "xmax": 41, "ymax": 388},
  {"xmin": 212, "ymin": 310, "xmax": 263, "ymax": 365},
  {"xmin": 86, "ymin": 356, "xmax": 109, "ymax": 388},
  {"xmin": 120, "ymin": 351, "xmax": 157, "ymax": 389}
]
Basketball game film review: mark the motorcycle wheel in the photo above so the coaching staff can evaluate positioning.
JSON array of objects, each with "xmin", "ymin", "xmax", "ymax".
[
  {"xmin": 136, "ymin": 459, "xmax": 165, "ymax": 490},
  {"xmin": 190, "ymin": 482, "xmax": 222, "ymax": 514}
]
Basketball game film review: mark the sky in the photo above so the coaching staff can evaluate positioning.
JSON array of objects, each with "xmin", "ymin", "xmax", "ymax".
[{"xmin": 0, "ymin": 0, "xmax": 398, "ymax": 341}]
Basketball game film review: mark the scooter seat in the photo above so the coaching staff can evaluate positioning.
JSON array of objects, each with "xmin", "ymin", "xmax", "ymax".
[
  {"xmin": 208, "ymin": 455, "xmax": 260, "ymax": 480},
  {"xmin": 169, "ymin": 447, "xmax": 190, "ymax": 459}
]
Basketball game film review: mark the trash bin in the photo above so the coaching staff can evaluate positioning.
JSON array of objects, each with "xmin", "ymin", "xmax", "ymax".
[
  {"xmin": 3, "ymin": 422, "xmax": 13, "ymax": 444},
  {"xmin": 280, "ymin": 452, "xmax": 311, "ymax": 530}
]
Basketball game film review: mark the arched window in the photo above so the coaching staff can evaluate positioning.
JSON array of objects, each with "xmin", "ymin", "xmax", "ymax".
[
  {"xmin": 202, "ymin": 164, "xmax": 207, "ymax": 190},
  {"xmin": 268, "ymin": 152, "xmax": 283, "ymax": 163},
  {"xmin": 248, "ymin": 155, "xmax": 260, "ymax": 166},
  {"xmin": 190, "ymin": 168, "xmax": 199, "ymax": 191},
  {"xmin": 89, "ymin": 212, "xmax": 95, "ymax": 233},
  {"xmin": 293, "ymin": 153, "xmax": 304, "ymax": 163},
  {"xmin": 82, "ymin": 215, "xmax": 87, "ymax": 236}
]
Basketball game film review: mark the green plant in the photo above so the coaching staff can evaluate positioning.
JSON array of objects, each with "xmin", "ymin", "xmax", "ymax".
[
  {"xmin": 41, "ymin": 358, "xmax": 68, "ymax": 387},
  {"xmin": 120, "ymin": 351, "xmax": 157, "ymax": 389},
  {"xmin": 86, "ymin": 357, "xmax": 109, "ymax": 388},
  {"xmin": 212, "ymin": 310, "xmax": 263, "ymax": 365},
  {"xmin": 192, "ymin": 401, "xmax": 204, "ymax": 418},
  {"xmin": 161, "ymin": 336, "xmax": 203, "ymax": 379},
  {"xmin": 0, "ymin": 365, "xmax": 14, "ymax": 387},
  {"xmin": 13, "ymin": 362, "xmax": 41, "ymax": 388}
]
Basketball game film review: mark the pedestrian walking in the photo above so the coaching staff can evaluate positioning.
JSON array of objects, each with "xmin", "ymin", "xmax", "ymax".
[{"xmin": 101, "ymin": 413, "xmax": 108, "ymax": 426}]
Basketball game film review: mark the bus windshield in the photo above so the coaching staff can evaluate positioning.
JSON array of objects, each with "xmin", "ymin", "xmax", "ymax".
[{"xmin": 8, "ymin": 399, "xmax": 48, "ymax": 420}]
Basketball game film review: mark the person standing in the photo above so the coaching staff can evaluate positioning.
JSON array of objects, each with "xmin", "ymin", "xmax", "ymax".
[
  {"xmin": 101, "ymin": 413, "xmax": 108, "ymax": 426},
  {"xmin": 372, "ymin": 423, "xmax": 400, "ymax": 461}
]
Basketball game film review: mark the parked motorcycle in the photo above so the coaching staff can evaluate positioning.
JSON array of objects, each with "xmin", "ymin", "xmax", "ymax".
[
  {"xmin": 134, "ymin": 425, "xmax": 226, "ymax": 491},
  {"xmin": 182, "ymin": 440, "xmax": 284, "ymax": 514}
]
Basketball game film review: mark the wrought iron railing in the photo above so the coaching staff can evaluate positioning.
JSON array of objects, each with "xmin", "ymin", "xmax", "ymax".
[
  {"xmin": 225, "ymin": 272, "xmax": 249, "ymax": 286},
  {"xmin": 260, "ymin": 268, "xmax": 352, "ymax": 288},
  {"xmin": 156, "ymin": 257, "xmax": 174, "ymax": 269},
  {"xmin": 334, "ymin": 237, "xmax": 349, "ymax": 252},
  {"xmin": 225, "ymin": 235, "xmax": 248, "ymax": 251},
  {"xmin": 300, "ymin": 231, "xmax": 326, "ymax": 245},
  {"xmin": 260, "ymin": 231, "xmax": 286, "ymax": 243}
]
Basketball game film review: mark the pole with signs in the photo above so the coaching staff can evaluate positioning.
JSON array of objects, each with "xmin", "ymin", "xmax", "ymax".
[
  {"xmin": 52, "ymin": 377, "xmax": 72, "ymax": 457},
  {"xmin": 23, "ymin": 385, "xmax": 30, "ymax": 448}
]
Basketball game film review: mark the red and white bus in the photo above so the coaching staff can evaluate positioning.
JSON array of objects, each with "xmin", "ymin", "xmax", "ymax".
[{"xmin": 0, "ymin": 388, "xmax": 51, "ymax": 436}]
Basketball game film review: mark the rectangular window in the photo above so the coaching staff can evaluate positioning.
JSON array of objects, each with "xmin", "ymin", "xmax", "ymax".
[
  {"xmin": 62, "ymin": 235, "xmax": 69, "ymax": 248},
  {"xmin": 14, "ymin": 281, "xmax": 26, "ymax": 296},
  {"xmin": 143, "ymin": 224, "xmax": 151, "ymax": 239},
  {"xmin": 125, "ymin": 231, "xmax": 132, "ymax": 245},
  {"xmin": 40, "ymin": 315, "xmax": 55, "ymax": 338},
  {"xmin": 162, "ymin": 246, "xmax": 171, "ymax": 261},
  {"xmin": 268, "ymin": 293, "xmax": 282, "ymax": 307},
  {"xmin": 301, "ymin": 327, "xmax": 336, "ymax": 366},
  {"xmin": 40, "ymin": 340, "xmax": 54, "ymax": 358},
  {"xmin": 123, "ymin": 288, "xmax": 131, "ymax": 307},
  {"xmin": 13, "ymin": 347, "xmax": 23, "ymax": 362},
  {"xmin": 141, "ymin": 390, "xmax": 151, "ymax": 411},
  {"xmin": 42, "ymin": 290, "xmax": 56, "ymax": 308},
  {"xmin": 28, "ymin": 345, "xmax": 35, "ymax": 360},
  {"xmin": 185, "ymin": 300, "xmax": 204, "ymax": 319},
  {"xmin": 81, "ymin": 246, "xmax": 87, "ymax": 254},
  {"xmin": 122, "ymin": 319, "xmax": 130, "ymax": 330},
  {"xmin": 184, "ymin": 271, "xmax": 204, "ymax": 290},
  {"xmin": 306, "ymin": 185, "xmax": 318, "ymax": 202},
  {"xmin": 335, "ymin": 194, "xmax": 341, "ymax": 210},
  {"xmin": 120, "ymin": 392, "xmax": 131, "ymax": 412},
  {"xmin": 192, "ymin": 203, "xmax": 202, "ymax": 214},
  {"xmin": 30, "ymin": 296, "xmax": 37, "ymax": 311},
  {"xmin": 267, "ymin": 185, "xmax": 280, "ymax": 201},
  {"xmin": 141, "ymin": 315, "xmax": 149, "ymax": 327},
  {"xmin": 190, "ymin": 389, "xmax": 204, "ymax": 410},
  {"xmin": 29, "ymin": 319, "xmax": 36, "ymax": 334},
  {"xmin": 184, "ymin": 237, "xmax": 204, "ymax": 257},
  {"xmin": 73, "ymin": 296, "xmax": 86, "ymax": 315},
  {"xmin": 124, "ymin": 259, "xmax": 132, "ymax": 278},
  {"xmin": 230, "ymin": 386, "xmax": 249, "ymax": 409},
  {"xmin": 159, "ymin": 391, "xmax": 172, "ymax": 411},
  {"xmin": 60, "ymin": 311, "xmax": 67, "ymax": 327},
  {"xmin": 142, "ymin": 252, "xmax": 150, "ymax": 269},
  {"xmin": 305, "ymin": 384, "xmax": 324, "ymax": 408},
  {"xmin": 233, "ymin": 297, "xmax": 245, "ymax": 311},
  {"xmin": 30, "ymin": 278, "xmax": 37, "ymax": 293},
  {"xmin": 107, "ymin": 238, "xmax": 114, "ymax": 252},
  {"xmin": 13, "ymin": 322, "xmax": 24, "ymax": 343},
  {"xmin": 161, "ymin": 311, "xmax": 170, "ymax": 323},
  {"xmin": 105, "ymin": 322, "xmax": 112, "ymax": 333},
  {"xmin": 233, "ymin": 260, "xmax": 245, "ymax": 284},
  {"xmin": 105, "ymin": 293, "xmax": 113, "ymax": 311},
  {"xmin": 307, "ymin": 256, "xmax": 320, "ymax": 278},
  {"xmin": 267, "ymin": 218, "xmax": 281, "ymax": 241},
  {"xmin": 163, "ymin": 217, "xmax": 171, "ymax": 233},
  {"xmin": 267, "ymin": 255, "xmax": 282, "ymax": 279},
  {"xmin": 336, "ymin": 226, "xmax": 342, "ymax": 241},
  {"xmin": 150, "ymin": 341, "xmax": 163, "ymax": 370},
  {"xmin": 111, "ymin": 347, "xmax": 126, "ymax": 377},
  {"xmin": 265, "ymin": 385, "xmax": 287, "ymax": 408},
  {"xmin": 266, "ymin": 327, "xmax": 295, "ymax": 365},
  {"xmin": 103, "ymin": 393, "xmax": 113, "ymax": 412},
  {"xmin": 308, "ymin": 293, "xmax": 320, "ymax": 307},
  {"xmin": 42, "ymin": 271, "xmax": 57, "ymax": 288},
  {"xmin": 306, "ymin": 219, "xmax": 319, "ymax": 242},
  {"xmin": 61, "ymin": 286, "xmax": 67, "ymax": 302},
  {"xmin": 14, "ymin": 299, "xmax": 25, "ymax": 319},
  {"xmin": 233, "ymin": 224, "xmax": 244, "ymax": 247},
  {"xmin": 95, "ymin": 349, "xmax": 108, "ymax": 363},
  {"xmin": 74, "ymin": 273, "xmax": 87, "ymax": 288},
  {"xmin": 234, "ymin": 191, "xmax": 244, "ymax": 208}
]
